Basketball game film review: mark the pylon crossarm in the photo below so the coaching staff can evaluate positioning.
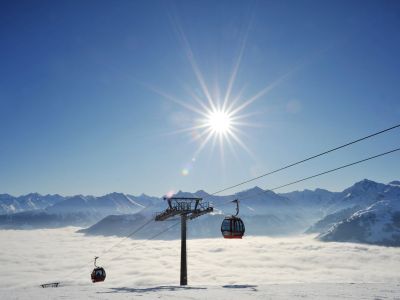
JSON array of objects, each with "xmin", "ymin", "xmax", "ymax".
[
  {"xmin": 155, "ymin": 209, "xmax": 181, "ymax": 221},
  {"xmin": 189, "ymin": 207, "xmax": 214, "ymax": 220}
]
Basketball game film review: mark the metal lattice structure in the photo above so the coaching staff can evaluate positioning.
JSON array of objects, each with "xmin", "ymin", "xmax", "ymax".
[{"xmin": 155, "ymin": 197, "xmax": 213, "ymax": 285}]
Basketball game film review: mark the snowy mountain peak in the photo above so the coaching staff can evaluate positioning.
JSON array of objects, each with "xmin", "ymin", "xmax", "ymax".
[
  {"xmin": 66, "ymin": 195, "xmax": 89, "ymax": 202},
  {"xmin": 341, "ymin": 179, "xmax": 386, "ymax": 196},
  {"xmin": 103, "ymin": 192, "xmax": 126, "ymax": 198},
  {"xmin": 238, "ymin": 186, "xmax": 265, "ymax": 195},
  {"xmin": 389, "ymin": 181, "xmax": 400, "ymax": 187},
  {"xmin": 353, "ymin": 179, "xmax": 379, "ymax": 189},
  {"xmin": 194, "ymin": 190, "xmax": 210, "ymax": 197},
  {"xmin": 139, "ymin": 193, "xmax": 152, "ymax": 198},
  {"xmin": 0, "ymin": 193, "xmax": 12, "ymax": 199},
  {"xmin": 315, "ymin": 188, "xmax": 331, "ymax": 193},
  {"xmin": 25, "ymin": 192, "xmax": 41, "ymax": 197},
  {"xmin": 173, "ymin": 190, "xmax": 208, "ymax": 198}
]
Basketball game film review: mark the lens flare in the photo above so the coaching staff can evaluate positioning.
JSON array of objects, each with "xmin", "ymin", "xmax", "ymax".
[{"xmin": 165, "ymin": 190, "xmax": 175, "ymax": 198}]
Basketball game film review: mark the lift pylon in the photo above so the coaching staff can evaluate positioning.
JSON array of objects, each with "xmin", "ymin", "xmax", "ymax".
[{"xmin": 155, "ymin": 197, "xmax": 213, "ymax": 285}]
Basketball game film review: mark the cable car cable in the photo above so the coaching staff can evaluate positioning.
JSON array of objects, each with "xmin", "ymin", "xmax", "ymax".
[
  {"xmin": 230, "ymin": 146, "xmax": 400, "ymax": 203},
  {"xmin": 109, "ymin": 220, "xmax": 181, "ymax": 262},
  {"xmin": 216, "ymin": 147, "xmax": 399, "ymax": 239},
  {"xmin": 99, "ymin": 218, "xmax": 155, "ymax": 256},
  {"xmin": 208, "ymin": 123, "xmax": 400, "ymax": 197},
  {"xmin": 60, "ymin": 218, "xmax": 156, "ymax": 282}
]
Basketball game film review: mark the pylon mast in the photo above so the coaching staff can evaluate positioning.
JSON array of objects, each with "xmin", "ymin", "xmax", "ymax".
[{"xmin": 155, "ymin": 197, "xmax": 213, "ymax": 286}]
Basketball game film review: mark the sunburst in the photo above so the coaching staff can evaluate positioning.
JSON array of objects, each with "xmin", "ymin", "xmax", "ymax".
[
  {"xmin": 206, "ymin": 109, "xmax": 232, "ymax": 135},
  {"xmin": 182, "ymin": 94, "xmax": 255, "ymax": 161},
  {"xmin": 144, "ymin": 13, "xmax": 295, "ymax": 171}
]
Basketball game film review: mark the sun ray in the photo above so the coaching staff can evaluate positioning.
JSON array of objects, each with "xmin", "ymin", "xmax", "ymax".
[
  {"xmin": 193, "ymin": 129, "xmax": 215, "ymax": 158},
  {"xmin": 230, "ymin": 110, "xmax": 268, "ymax": 121},
  {"xmin": 222, "ymin": 19, "xmax": 251, "ymax": 112},
  {"xmin": 169, "ymin": 13, "xmax": 217, "ymax": 112},
  {"xmin": 229, "ymin": 66, "xmax": 298, "ymax": 116},
  {"xmin": 161, "ymin": 123, "xmax": 210, "ymax": 137},
  {"xmin": 189, "ymin": 126, "xmax": 215, "ymax": 143},
  {"xmin": 231, "ymin": 121, "xmax": 266, "ymax": 128},
  {"xmin": 186, "ymin": 88, "xmax": 213, "ymax": 115},
  {"xmin": 225, "ymin": 133, "xmax": 240, "ymax": 161},
  {"xmin": 210, "ymin": 133, "xmax": 219, "ymax": 155},
  {"xmin": 145, "ymin": 83, "xmax": 209, "ymax": 118},
  {"xmin": 227, "ymin": 128, "xmax": 255, "ymax": 159},
  {"xmin": 225, "ymin": 85, "xmax": 248, "ymax": 116},
  {"xmin": 218, "ymin": 132, "xmax": 226, "ymax": 174}
]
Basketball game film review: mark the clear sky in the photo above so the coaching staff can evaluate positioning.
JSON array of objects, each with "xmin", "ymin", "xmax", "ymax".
[{"xmin": 0, "ymin": 0, "xmax": 399, "ymax": 197}]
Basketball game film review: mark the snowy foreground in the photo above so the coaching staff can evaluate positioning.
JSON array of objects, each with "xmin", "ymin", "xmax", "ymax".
[
  {"xmin": 1, "ymin": 228, "xmax": 400, "ymax": 299},
  {"xmin": 2, "ymin": 283, "xmax": 400, "ymax": 300}
]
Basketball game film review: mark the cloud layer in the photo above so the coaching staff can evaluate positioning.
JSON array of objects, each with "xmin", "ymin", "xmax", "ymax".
[{"xmin": 1, "ymin": 228, "xmax": 400, "ymax": 289}]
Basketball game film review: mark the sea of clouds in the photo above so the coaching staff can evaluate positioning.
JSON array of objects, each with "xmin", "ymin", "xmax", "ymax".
[{"xmin": 1, "ymin": 228, "xmax": 400, "ymax": 289}]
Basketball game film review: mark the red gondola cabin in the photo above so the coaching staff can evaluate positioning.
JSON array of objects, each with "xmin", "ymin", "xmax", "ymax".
[{"xmin": 221, "ymin": 216, "xmax": 245, "ymax": 239}]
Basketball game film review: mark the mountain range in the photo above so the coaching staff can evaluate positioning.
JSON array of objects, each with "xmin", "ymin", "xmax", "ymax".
[
  {"xmin": 1, "ymin": 179, "xmax": 399, "ymax": 246},
  {"xmin": 0, "ymin": 192, "xmax": 159, "ymax": 228}
]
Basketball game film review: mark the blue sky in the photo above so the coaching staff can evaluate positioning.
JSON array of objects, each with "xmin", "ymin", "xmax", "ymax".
[{"xmin": 0, "ymin": 0, "xmax": 399, "ymax": 196}]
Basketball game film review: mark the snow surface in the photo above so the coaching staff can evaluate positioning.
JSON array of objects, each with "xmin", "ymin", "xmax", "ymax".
[
  {"xmin": 1, "ymin": 283, "xmax": 400, "ymax": 299},
  {"xmin": 1, "ymin": 228, "xmax": 400, "ymax": 299}
]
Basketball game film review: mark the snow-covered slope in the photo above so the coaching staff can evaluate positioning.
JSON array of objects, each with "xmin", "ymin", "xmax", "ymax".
[
  {"xmin": 306, "ymin": 206, "xmax": 360, "ymax": 234},
  {"xmin": 325, "ymin": 179, "xmax": 388, "ymax": 213},
  {"xmin": 282, "ymin": 188, "xmax": 339, "ymax": 222},
  {"xmin": 127, "ymin": 193, "xmax": 160, "ymax": 208},
  {"xmin": 282, "ymin": 188, "xmax": 338, "ymax": 209},
  {"xmin": 235, "ymin": 187, "xmax": 293, "ymax": 215},
  {"xmin": 388, "ymin": 180, "xmax": 400, "ymax": 187},
  {"xmin": 47, "ymin": 193, "xmax": 144, "ymax": 216},
  {"xmin": 306, "ymin": 179, "xmax": 400, "ymax": 240},
  {"xmin": 318, "ymin": 196, "xmax": 400, "ymax": 246}
]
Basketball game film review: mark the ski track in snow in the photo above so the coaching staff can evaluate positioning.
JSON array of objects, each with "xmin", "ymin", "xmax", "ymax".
[{"xmin": 1, "ymin": 227, "xmax": 400, "ymax": 299}]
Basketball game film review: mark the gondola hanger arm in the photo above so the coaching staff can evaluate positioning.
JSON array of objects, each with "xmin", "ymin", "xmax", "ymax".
[{"xmin": 232, "ymin": 199, "xmax": 239, "ymax": 216}]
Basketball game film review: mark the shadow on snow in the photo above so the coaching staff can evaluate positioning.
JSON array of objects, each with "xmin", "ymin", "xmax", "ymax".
[
  {"xmin": 223, "ymin": 284, "xmax": 258, "ymax": 291},
  {"xmin": 100, "ymin": 285, "xmax": 207, "ymax": 294}
]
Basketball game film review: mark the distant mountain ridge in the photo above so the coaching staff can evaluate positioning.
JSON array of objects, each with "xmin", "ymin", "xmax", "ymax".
[
  {"xmin": 0, "ymin": 193, "xmax": 64, "ymax": 214},
  {"xmin": 1, "ymin": 179, "xmax": 400, "ymax": 246},
  {"xmin": 0, "ymin": 192, "xmax": 160, "ymax": 228}
]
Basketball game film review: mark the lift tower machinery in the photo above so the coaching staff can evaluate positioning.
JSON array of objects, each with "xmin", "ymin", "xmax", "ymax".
[{"xmin": 155, "ymin": 197, "xmax": 213, "ymax": 286}]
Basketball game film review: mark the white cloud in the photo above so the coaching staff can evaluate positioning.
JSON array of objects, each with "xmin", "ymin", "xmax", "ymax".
[{"xmin": 1, "ymin": 228, "xmax": 400, "ymax": 290}]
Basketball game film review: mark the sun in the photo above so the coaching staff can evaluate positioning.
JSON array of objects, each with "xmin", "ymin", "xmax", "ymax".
[
  {"xmin": 143, "ymin": 14, "xmax": 292, "ymax": 180},
  {"xmin": 147, "ymin": 16, "xmax": 271, "ymax": 162},
  {"xmin": 206, "ymin": 110, "xmax": 232, "ymax": 134}
]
